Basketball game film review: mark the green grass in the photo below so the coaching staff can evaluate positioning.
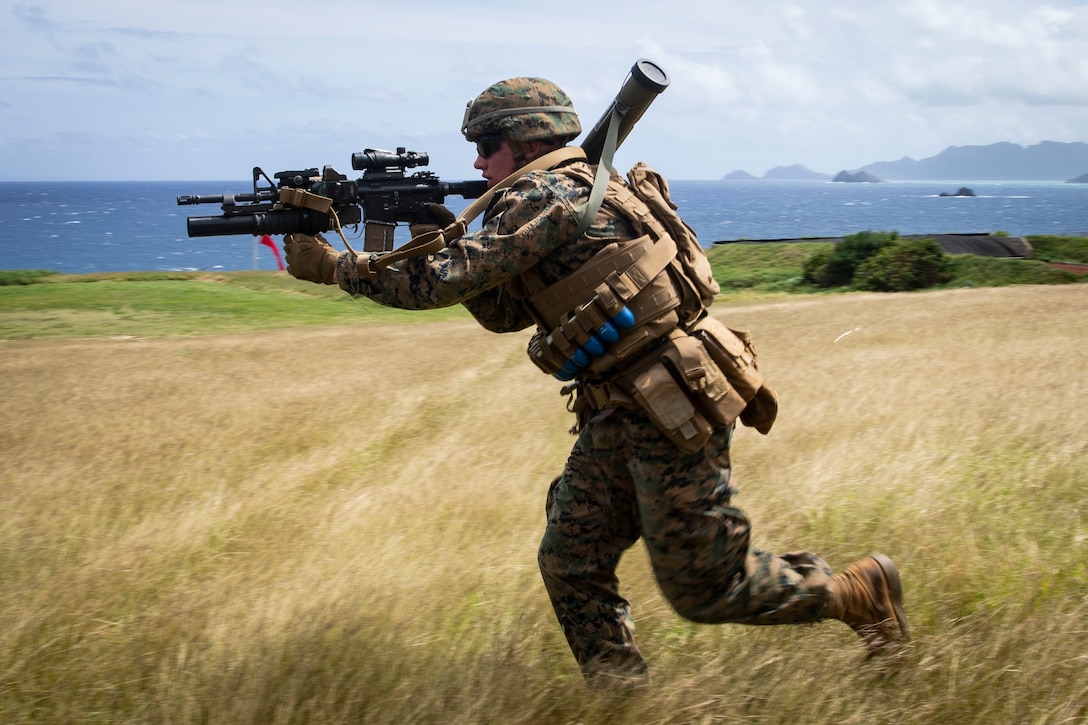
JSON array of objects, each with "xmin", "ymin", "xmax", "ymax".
[
  {"xmin": 2, "ymin": 235, "xmax": 1086, "ymax": 339},
  {"xmin": 0, "ymin": 271, "xmax": 469, "ymax": 339},
  {"xmin": 947, "ymin": 254, "xmax": 1083, "ymax": 287},
  {"xmin": 1030, "ymin": 234, "xmax": 1088, "ymax": 263},
  {"xmin": 707, "ymin": 241, "xmax": 833, "ymax": 293}
]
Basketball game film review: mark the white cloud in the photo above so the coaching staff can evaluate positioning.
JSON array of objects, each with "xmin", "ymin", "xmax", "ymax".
[{"xmin": 1, "ymin": 0, "xmax": 1086, "ymax": 180}]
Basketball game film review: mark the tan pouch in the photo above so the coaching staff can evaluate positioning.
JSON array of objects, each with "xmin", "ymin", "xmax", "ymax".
[
  {"xmin": 693, "ymin": 316, "xmax": 779, "ymax": 434},
  {"xmin": 659, "ymin": 332, "xmax": 747, "ymax": 427},
  {"xmin": 629, "ymin": 360, "xmax": 714, "ymax": 454},
  {"xmin": 693, "ymin": 316, "xmax": 762, "ymax": 399},
  {"xmin": 740, "ymin": 384, "xmax": 779, "ymax": 434}
]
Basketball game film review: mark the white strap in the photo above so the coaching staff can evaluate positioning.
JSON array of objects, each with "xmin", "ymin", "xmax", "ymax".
[{"xmin": 572, "ymin": 106, "xmax": 623, "ymax": 240}]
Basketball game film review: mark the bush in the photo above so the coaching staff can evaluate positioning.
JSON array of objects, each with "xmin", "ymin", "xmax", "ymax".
[
  {"xmin": 802, "ymin": 230, "xmax": 898, "ymax": 287},
  {"xmin": 800, "ymin": 249, "xmax": 833, "ymax": 287},
  {"xmin": 0, "ymin": 270, "xmax": 59, "ymax": 286},
  {"xmin": 854, "ymin": 237, "xmax": 955, "ymax": 291}
]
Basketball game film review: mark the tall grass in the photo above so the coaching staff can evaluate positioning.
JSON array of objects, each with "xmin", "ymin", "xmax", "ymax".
[{"xmin": 2, "ymin": 284, "xmax": 1086, "ymax": 723}]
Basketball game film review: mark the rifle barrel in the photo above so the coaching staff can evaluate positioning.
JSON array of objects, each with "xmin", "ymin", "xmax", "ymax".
[{"xmin": 177, "ymin": 191, "xmax": 277, "ymax": 206}]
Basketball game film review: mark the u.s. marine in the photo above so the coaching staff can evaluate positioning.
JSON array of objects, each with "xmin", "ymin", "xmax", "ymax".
[{"xmin": 282, "ymin": 76, "xmax": 908, "ymax": 688}]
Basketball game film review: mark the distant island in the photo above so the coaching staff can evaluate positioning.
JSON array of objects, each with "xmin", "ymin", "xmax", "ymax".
[
  {"xmin": 939, "ymin": 187, "xmax": 976, "ymax": 197},
  {"xmin": 724, "ymin": 140, "xmax": 1088, "ymax": 182},
  {"xmin": 832, "ymin": 170, "xmax": 883, "ymax": 183}
]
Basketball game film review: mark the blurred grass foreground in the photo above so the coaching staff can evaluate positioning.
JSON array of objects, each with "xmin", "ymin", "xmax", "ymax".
[{"xmin": 1, "ymin": 242, "xmax": 1086, "ymax": 723}]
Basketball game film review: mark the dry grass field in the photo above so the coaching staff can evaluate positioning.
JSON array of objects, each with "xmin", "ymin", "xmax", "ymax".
[{"xmin": 2, "ymin": 284, "xmax": 1086, "ymax": 723}]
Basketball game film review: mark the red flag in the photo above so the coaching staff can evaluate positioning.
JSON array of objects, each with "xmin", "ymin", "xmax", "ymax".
[{"xmin": 259, "ymin": 235, "xmax": 285, "ymax": 271}]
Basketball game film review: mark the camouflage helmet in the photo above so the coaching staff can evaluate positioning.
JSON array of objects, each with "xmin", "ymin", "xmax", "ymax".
[{"xmin": 462, "ymin": 77, "xmax": 581, "ymax": 144}]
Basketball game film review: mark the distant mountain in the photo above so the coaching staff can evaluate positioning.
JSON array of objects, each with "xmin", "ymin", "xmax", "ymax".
[
  {"xmin": 859, "ymin": 141, "xmax": 1088, "ymax": 181},
  {"xmin": 723, "ymin": 141, "xmax": 1088, "ymax": 182},
  {"xmin": 722, "ymin": 169, "xmax": 758, "ymax": 180}
]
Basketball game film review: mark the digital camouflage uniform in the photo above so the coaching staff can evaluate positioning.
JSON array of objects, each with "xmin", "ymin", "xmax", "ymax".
[{"xmin": 335, "ymin": 159, "xmax": 836, "ymax": 686}]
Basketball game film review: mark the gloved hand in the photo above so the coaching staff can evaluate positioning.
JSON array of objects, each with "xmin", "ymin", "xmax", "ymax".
[
  {"xmin": 409, "ymin": 203, "xmax": 457, "ymax": 238},
  {"xmin": 283, "ymin": 233, "xmax": 340, "ymax": 285}
]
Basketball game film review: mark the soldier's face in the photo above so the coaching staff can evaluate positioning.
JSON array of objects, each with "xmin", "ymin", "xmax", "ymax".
[{"xmin": 474, "ymin": 137, "xmax": 516, "ymax": 188}]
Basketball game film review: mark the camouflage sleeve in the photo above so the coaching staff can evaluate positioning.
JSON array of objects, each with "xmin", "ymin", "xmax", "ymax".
[
  {"xmin": 460, "ymin": 285, "xmax": 534, "ymax": 333},
  {"xmin": 335, "ymin": 170, "xmax": 588, "ymax": 321}
]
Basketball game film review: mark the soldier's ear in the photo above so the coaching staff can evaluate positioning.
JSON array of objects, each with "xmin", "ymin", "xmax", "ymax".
[{"xmin": 522, "ymin": 140, "xmax": 562, "ymax": 163}]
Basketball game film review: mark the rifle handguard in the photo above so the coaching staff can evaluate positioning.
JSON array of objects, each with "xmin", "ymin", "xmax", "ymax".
[{"xmin": 278, "ymin": 187, "xmax": 359, "ymax": 259}]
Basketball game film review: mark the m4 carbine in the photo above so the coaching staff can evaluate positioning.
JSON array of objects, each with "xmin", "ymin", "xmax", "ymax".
[
  {"xmin": 178, "ymin": 58, "xmax": 670, "ymax": 254},
  {"xmin": 176, "ymin": 147, "xmax": 488, "ymax": 253}
]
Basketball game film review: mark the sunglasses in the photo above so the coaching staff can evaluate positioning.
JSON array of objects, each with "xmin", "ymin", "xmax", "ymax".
[{"xmin": 475, "ymin": 134, "xmax": 506, "ymax": 159}]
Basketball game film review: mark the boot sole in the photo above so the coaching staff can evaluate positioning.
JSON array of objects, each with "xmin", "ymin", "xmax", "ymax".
[{"xmin": 870, "ymin": 553, "xmax": 910, "ymax": 643}]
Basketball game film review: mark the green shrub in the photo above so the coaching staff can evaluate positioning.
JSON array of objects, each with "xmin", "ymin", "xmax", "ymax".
[
  {"xmin": 802, "ymin": 230, "xmax": 898, "ymax": 287},
  {"xmin": 855, "ymin": 237, "xmax": 955, "ymax": 291},
  {"xmin": 800, "ymin": 249, "xmax": 832, "ymax": 287}
]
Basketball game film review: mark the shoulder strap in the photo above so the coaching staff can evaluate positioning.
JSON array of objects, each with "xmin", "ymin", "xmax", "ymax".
[
  {"xmin": 456, "ymin": 146, "xmax": 587, "ymax": 226},
  {"xmin": 571, "ymin": 105, "xmax": 623, "ymax": 240}
]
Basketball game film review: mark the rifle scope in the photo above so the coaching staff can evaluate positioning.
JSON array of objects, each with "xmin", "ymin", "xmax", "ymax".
[{"xmin": 352, "ymin": 147, "xmax": 429, "ymax": 171}]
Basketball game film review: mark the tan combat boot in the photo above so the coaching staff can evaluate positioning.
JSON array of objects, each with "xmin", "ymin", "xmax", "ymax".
[{"xmin": 825, "ymin": 553, "xmax": 910, "ymax": 657}]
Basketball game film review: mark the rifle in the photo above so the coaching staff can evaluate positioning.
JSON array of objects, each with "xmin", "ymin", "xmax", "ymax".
[
  {"xmin": 176, "ymin": 148, "xmax": 488, "ymax": 253},
  {"xmin": 177, "ymin": 58, "xmax": 670, "ymax": 254}
]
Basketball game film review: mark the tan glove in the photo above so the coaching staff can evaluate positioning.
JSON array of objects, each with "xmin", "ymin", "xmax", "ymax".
[
  {"xmin": 283, "ymin": 233, "xmax": 340, "ymax": 285},
  {"xmin": 408, "ymin": 203, "xmax": 457, "ymax": 238}
]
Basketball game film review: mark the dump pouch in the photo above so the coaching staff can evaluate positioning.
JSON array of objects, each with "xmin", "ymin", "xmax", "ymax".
[{"xmin": 740, "ymin": 384, "xmax": 780, "ymax": 435}]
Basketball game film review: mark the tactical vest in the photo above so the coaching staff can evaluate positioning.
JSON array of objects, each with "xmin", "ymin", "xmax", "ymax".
[{"xmin": 511, "ymin": 161, "xmax": 779, "ymax": 452}]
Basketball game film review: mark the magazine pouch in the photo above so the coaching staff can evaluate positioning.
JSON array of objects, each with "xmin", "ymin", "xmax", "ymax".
[
  {"xmin": 629, "ymin": 355, "xmax": 714, "ymax": 454},
  {"xmin": 660, "ymin": 332, "xmax": 749, "ymax": 428}
]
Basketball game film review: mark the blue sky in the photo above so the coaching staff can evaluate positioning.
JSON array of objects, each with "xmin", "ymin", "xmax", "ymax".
[{"xmin": 2, "ymin": 0, "xmax": 1086, "ymax": 181}]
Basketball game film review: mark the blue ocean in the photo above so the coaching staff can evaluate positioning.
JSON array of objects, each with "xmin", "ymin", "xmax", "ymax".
[{"xmin": 1, "ymin": 178, "xmax": 1086, "ymax": 274}]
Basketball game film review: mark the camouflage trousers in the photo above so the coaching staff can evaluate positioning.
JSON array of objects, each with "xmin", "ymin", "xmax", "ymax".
[{"xmin": 538, "ymin": 407, "xmax": 834, "ymax": 686}]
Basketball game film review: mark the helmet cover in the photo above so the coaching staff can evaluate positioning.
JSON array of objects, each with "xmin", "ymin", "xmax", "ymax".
[{"xmin": 462, "ymin": 77, "xmax": 581, "ymax": 144}]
